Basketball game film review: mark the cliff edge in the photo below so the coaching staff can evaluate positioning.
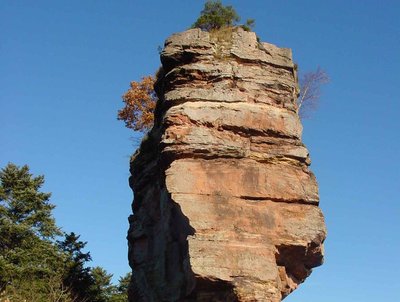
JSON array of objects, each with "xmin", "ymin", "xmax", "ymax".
[{"xmin": 127, "ymin": 27, "xmax": 326, "ymax": 302}]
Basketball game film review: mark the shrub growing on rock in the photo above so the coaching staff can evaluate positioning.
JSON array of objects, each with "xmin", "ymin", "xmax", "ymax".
[
  {"xmin": 117, "ymin": 76, "xmax": 157, "ymax": 132},
  {"xmin": 192, "ymin": 0, "xmax": 254, "ymax": 31}
]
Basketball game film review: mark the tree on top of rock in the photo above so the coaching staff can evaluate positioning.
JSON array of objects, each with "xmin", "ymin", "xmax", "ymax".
[
  {"xmin": 192, "ymin": 0, "xmax": 255, "ymax": 31},
  {"xmin": 117, "ymin": 2, "xmax": 257, "ymax": 134}
]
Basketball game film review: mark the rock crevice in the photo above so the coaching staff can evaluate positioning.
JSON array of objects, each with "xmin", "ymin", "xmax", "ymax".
[{"xmin": 128, "ymin": 28, "xmax": 326, "ymax": 302}]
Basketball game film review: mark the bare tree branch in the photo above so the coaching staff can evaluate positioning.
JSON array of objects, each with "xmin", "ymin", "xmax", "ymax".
[{"xmin": 297, "ymin": 67, "xmax": 329, "ymax": 119}]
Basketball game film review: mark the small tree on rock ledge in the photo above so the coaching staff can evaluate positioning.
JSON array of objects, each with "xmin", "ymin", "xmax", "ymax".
[
  {"xmin": 297, "ymin": 67, "xmax": 329, "ymax": 119},
  {"xmin": 117, "ymin": 76, "xmax": 157, "ymax": 132}
]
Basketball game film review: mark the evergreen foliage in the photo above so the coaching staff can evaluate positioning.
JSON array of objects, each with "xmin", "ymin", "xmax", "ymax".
[
  {"xmin": 89, "ymin": 267, "xmax": 116, "ymax": 302},
  {"xmin": 0, "ymin": 163, "xmax": 131, "ymax": 302},
  {"xmin": 118, "ymin": 2, "xmax": 256, "ymax": 134},
  {"xmin": 192, "ymin": 0, "xmax": 239, "ymax": 31},
  {"xmin": 57, "ymin": 232, "xmax": 95, "ymax": 301},
  {"xmin": 0, "ymin": 163, "xmax": 65, "ymax": 300},
  {"xmin": 192, "ymin": 0, "xmax": 255, "ymax": 31},
  {"xmin": 241, "ymin": 18, "xmax": 255, "ymax": 32},
  {"xmin": 0, "ymin": 163, "xmax": 60, "ymax": 240},
  {"xmin": 109, "ymin": 273, "xmax": 131, "ymax": 302}
]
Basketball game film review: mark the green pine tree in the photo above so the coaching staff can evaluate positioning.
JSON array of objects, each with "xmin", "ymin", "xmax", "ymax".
[
  {"xmin": 0, "ymin": 163, "xmax": 131, "ymax": 302},
  {"xmin": 57, "ymin": 232, "xmax": 94, "ymax": 301},
  {"xmin": 89, "ymin": 267, "xmax": 116, "ymax": 302},
  {"xmin": 0, "ymin": 163, "xmax": 69, "ymax": 301},
  {"xmin": 192, "ymin": 0, "xmax": 255, "ymax": 31},
  {"xmin": 110, "ymin": 272, "xmax": 132, "ymax": 302}
]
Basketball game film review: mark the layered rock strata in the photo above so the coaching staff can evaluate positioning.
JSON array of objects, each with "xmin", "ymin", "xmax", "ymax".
[{"xmin": 127, "ymin": 28, "xmax": 326, "ymax": 302}]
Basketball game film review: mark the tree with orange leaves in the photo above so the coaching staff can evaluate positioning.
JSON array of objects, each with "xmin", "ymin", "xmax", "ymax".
[{"xmin": 117, "ymin": 76, "xmax": 157, "ymax": 132}]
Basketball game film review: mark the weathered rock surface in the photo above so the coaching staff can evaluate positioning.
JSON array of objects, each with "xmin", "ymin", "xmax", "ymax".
[{"xmin": 127, "ymin": 28, "xmax": 326, "ymax": 302}]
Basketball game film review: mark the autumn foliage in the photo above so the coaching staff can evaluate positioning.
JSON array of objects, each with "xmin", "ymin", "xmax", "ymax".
[{"xmin": 118, "ymin": 76, "xmax": 157, "ymax": 132}]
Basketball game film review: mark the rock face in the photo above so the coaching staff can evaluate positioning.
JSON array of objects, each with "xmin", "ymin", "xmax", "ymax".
[{"xmin": 127, "ymin": 28, "xmax": 326, "ymax": 302}]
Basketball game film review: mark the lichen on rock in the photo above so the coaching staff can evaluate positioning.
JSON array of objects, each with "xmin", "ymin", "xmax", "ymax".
[{"xmin": 127, "ymin": 27, "xmax": 326, "ymax": 302}]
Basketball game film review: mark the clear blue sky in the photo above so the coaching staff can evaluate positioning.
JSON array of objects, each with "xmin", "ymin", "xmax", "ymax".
[{"xmin": 1, "ymin": 1, "xmax": 399, "ymax": 300}]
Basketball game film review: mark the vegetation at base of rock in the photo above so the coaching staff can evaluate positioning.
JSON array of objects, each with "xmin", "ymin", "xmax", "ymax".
[
  {"xmin": 0, "ymin": 163, "xmax": 63, "ymax": 301},
  {"xmin": 117, "ymin": 76, "xmax": 157, "ymax": 132},
  {"xmin": 192, "ymin": 0, "xmax": 255, "ymax": 31},
  {"xmin": 0, "ymin": 163, "xmax": 130, "ymax": 302},
  {"xmin": 297, "ymin": 67, "xmax": 329, "ymax": 118},
  {"xmin": 57, "ymin": 232, "xmax": 97, "ymax": 301}
]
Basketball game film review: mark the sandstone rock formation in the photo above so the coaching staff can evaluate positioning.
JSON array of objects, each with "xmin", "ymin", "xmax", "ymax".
[{"xmin": 127, "ymin": 27, "xmax": 326, "ymax": 302}]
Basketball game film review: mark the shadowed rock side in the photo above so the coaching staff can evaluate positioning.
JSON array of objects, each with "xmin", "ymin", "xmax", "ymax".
[{"xmin": 127, "ymin": 28, "xmax": 326, "ymax": 302}]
